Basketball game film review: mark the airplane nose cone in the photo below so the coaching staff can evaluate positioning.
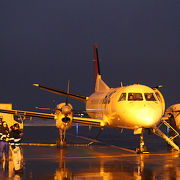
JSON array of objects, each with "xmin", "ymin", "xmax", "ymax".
[{"xmin": 136, "ymin": 108, "xmax": 162, "ymax": 128}]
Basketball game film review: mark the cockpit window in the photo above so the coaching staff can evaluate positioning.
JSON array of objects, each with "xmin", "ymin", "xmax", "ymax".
[
  {"xmin": 118, "ymin": 93, "xmax": 126, "ymax": 101},
  {"xmin": 128, "ymin": 93, "xmax": 143, "ymax": 101},
  {"xmin": 155, "ymin": 92, "xmax": 160, "ymax": 101},
  {"xmin": 144, "ymin": 93, "xmax": 156, "ymax": 101}
]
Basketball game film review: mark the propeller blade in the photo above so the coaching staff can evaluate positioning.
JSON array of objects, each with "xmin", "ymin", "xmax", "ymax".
[
  {"xmin": 33, "ymin": 83, "xmax": 87, "ymax": 102},
  {"xmin": 66, "ymin": 80, "xmax": 70, "ymax": 105}
]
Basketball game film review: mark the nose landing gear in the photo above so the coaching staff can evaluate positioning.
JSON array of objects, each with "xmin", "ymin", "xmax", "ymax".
[
  {"xmin": 56, "ymin": 129, "xmax": 67, "ymax": 148},
  {"xmin": 136, "ymin": 129, "xmax": 149, "ymax": 154}
]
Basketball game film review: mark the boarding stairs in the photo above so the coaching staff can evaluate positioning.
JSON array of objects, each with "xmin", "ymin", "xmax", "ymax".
[{"xmin": 154, "ymin": 120, "xmax": 179, "ymax": 151}]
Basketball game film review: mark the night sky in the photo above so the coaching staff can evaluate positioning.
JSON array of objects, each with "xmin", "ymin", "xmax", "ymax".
[{"xmin": 0, "ymin": 0, "xmax": 180, "ymax": 112}]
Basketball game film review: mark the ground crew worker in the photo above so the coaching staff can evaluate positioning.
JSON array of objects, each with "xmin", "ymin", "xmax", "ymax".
[
  {"xmin": 0, "ymin": 117, "xmax": 3, "ymax": 139},
  {"xmin": 9, "ymin": 123, "xmax": 23, "ymax": 173},
  {"xmin": 0, "ymin": 117, "xmax": 3, "ymax": 161},
  {"xmin": 0, "ymin": 121, "xmax": 10, "ymax": 161}
]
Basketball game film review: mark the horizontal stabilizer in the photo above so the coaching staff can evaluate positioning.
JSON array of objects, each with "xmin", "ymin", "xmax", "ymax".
[{"xmin": 33, "ymin": 84, "xmax": 88, "ymax": 102}]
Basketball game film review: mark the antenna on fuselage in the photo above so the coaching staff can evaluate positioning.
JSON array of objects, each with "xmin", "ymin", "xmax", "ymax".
[{"xmin": 152, "ymin": 85, "xmax": 163, "ymax": 89}]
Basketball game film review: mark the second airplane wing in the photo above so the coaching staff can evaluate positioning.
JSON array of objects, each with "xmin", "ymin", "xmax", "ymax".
[{"xmin": 0, "ymin": 109, "xmax": 55, "ymax": 120}]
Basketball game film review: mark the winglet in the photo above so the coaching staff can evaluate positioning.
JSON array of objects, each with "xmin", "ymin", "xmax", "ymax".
[{"xmin": 33, "ymin": 84, "xmax": 39, "ymax": 87}]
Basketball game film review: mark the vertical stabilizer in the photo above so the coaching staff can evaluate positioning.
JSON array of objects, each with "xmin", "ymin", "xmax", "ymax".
[
  {"xmin": 94, "ymin": 44, "xmax": 110, "ymax": 92},
  {"xmin": 94, "ymin": 44, "xmax": 101, "ymax": 80}
]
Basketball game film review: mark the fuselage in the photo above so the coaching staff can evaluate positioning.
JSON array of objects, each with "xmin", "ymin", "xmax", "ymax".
[{"xmin": 86, "ymin": 84, "xmax": 164, "ymax": 129}]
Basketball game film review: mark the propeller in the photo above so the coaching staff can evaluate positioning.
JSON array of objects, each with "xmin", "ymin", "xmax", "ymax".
[
  {"xmin": 34, "ymin": 81, "xmax": 88, "ymax": 118},
  {"xmin": 60, "ymin": 80, "xmax": 72, "ymax": 116}
]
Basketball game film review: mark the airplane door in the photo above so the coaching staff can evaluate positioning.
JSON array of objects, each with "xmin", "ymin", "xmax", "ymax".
[{"xmin": 153, "ymin": 88, "xmax": 165, "ymax": 114}]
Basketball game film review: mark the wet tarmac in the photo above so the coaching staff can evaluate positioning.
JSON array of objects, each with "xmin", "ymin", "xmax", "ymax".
[{"xmin": 1, "ymin": 126, "xmax": 180, "ymax": 179}]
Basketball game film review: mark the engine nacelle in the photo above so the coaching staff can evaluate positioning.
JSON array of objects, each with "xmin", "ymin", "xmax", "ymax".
[
  {"xmin": 55, "ymin": 103, "xmax": 73, "ymax": 130},
  {"xmin": 166, "ymin": 104, "xmax": 180, "ymax": 129}
]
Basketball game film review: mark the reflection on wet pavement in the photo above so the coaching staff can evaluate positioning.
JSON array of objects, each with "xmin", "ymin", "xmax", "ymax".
[
  {"xmin": 1, "ymin": 145, "xmax": 180, "ymax": 180},
  {"xmin": 1, "ymin": 126, "xmax": 180, "ymax": 179}
]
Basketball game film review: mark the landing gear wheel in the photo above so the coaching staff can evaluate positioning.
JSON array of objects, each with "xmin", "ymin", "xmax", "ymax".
[
  {"xmin": 56, "ymin": 137, "xmax": 60, "ymax": 148},
  {"xmin": 136, "ymin": 129, "xmax": 149, "ymax": 154},
  {"xmin": 56, "ymin": 138, "xmax": 67, "ymax": 148},
  {"xmin": 136, "ymin": 145, "xmax": 147, "ymax": 154}
]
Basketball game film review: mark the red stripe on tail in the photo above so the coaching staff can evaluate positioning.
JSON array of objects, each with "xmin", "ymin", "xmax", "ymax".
[{"xmin": 94, "ymin": 44, "xmax": 100, "ymax": 89}]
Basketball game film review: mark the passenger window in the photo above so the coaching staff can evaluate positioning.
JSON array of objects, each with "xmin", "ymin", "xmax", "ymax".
[
  {"xmin": 118, "ymin": 93, "xmax": 126, "ymax": 101},
  {"xmin": 144, "ymin": 93, "xmax": 156, "ymax": 101},
  {"xmin": 128, "ymin": 93, "xmax": 143, "ymax": 101}
]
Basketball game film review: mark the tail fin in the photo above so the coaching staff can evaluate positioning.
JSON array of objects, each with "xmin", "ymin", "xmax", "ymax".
[
  {"xmin": 94, "ymin": 44, "xmax": 110, "ymax": 92},
  {"xmin": 94, "ymin": 44, "xmax": 101, "ymax": 80}
]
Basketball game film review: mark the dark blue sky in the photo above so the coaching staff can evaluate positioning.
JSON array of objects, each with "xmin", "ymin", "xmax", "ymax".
[{"xmin": 0, "ymin": 0, "xmax": 180, "ymax": 111}]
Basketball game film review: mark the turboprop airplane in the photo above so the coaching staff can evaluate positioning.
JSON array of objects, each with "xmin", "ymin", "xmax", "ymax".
[{"xmin": 0, "ymin": 44, "xmax": 179, "ymax": 153}]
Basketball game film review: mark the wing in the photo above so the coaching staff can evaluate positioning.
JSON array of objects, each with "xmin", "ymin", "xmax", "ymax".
[
  {"xmin": 0, "ymin": 109, "xmax": 55, "ymax": 120},
  {"xmin": 33, "ymin": 84, "xmax": 88, "ymax": 102},
  {"xmin": 72, "ymin": 116, "xmax": 105, "ymax": 127},
  {"xmin": 0, "ymin": 109, "xmax": 105, "ymax": 127}
]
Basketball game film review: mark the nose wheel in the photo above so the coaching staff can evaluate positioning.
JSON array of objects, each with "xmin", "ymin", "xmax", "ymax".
[
  {"xmin": 136, "ymin": 129, "xmax": 149, "ymax": 154},
  {"xmin": 56, "ymin": 129, "xmax": 67, "ymax": 148}
]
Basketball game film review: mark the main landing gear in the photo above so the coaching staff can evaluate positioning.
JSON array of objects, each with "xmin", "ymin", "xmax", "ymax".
[
  {"xmin": 136, "ymin": 129, "xmax": 149, "ymax": 154},
  {"xmin": 56, "ymin": 129, "xmax": 67, "ymax": 148}
]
